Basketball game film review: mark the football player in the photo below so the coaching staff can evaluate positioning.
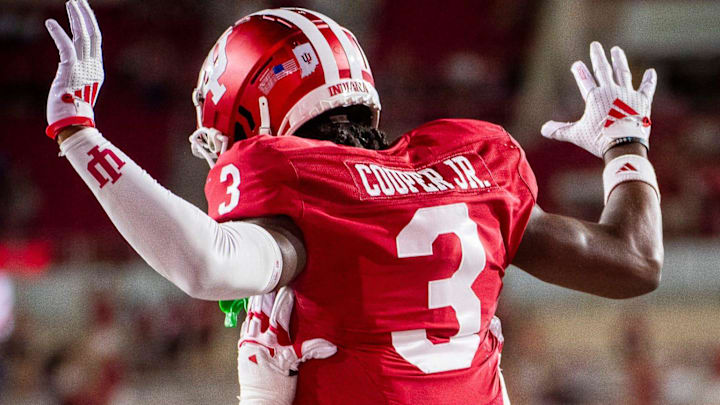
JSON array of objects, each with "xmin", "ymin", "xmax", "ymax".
[{"xmin": 45, "ymin": 1, "xmax": 662, "ymax": 404}]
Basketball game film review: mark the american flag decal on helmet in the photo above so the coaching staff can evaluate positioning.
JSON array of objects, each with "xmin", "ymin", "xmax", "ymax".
[
  {"xmin": 273, "ymin": 59, "xmax": 299, "ymax": 79},
  {"xmin": 259, "ymin": 60, "xmax": 300, "ymax": 95}
]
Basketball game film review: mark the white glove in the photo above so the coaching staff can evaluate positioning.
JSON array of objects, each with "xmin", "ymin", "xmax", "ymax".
[
  {"xmin": 541, "ymin": 42, "xmax": 657, "ymax": 158},
  {"xmin": 237, "ymin": 287, "xmax": 336, "ymax": 405},
  {"xmin": 45, "ymin": 0, "xmax": 104, "ymax": 140}
]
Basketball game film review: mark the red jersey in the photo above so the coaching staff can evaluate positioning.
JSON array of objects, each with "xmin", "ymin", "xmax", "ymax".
[{"xmin": 205, "ymin": 119, "xmax": 537, "ymax": 405}]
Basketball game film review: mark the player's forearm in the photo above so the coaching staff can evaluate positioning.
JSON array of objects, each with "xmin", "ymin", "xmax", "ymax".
[
  {"xmin": 597, "ymin": 144, "xmax": 663, "ymax": 293},
  {"xmin": 513, "ymin": 145, "xmax": 662, "ymax": 299},
  {"xmin": 517, "ymin": 207, "xmax": 661, "ymax": 298},
  {"xmin": 60, "ymin": 127, "xmax": 283, "ymax": 299}
]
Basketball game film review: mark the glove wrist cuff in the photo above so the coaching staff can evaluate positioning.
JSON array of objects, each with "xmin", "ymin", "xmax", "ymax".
[
  {"xmin": 600, "ymin": 116, "xmax": 651, "ymax": 155},
  {"xmin": 46, "ymin": 116, "xmax": 95, "ymax": 140},
  {"xmin": 603, "ymin": 154, "xmax": 660, "ymax": 205}
]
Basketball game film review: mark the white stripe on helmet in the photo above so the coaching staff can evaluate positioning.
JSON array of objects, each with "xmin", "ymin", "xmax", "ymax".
[
  {"xmin": 292, "ymin": 8, "xmax": 363, "ymax": 81},
  {"xmin": 253, "ymin": 8, "xmax": 340, "ymax": 84},
  {"xmin": 348, "ymin": 31, "xmax": 370, "ymax": 71}
]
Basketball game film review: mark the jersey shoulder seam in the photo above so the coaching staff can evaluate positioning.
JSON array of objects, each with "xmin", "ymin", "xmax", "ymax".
[
  {"xmin": 501, "ymin": 128, "xmax": 537, "ymax": 204},
  {"xmin": 255, "ymin": 140, "xmax": 306, "ymax": 220}
]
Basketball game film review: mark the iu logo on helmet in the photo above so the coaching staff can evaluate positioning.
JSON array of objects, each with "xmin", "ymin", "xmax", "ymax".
[
  {"xmin": 292, "ymin": 43, "xmax": 318, "ymax": 78},
  {"xmin": 86, "ymin": 146, "xmax": 126, "ymax": 188}
]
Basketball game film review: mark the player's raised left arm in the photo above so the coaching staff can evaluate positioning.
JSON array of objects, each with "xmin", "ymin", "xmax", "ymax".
[
  {"xmin": 45, "ymin": 0, "xmax": 303, "ymax": 300},
  {"xmin": 512, "ymin": 42, "xmax": 662, "ymax": 299},
  {"xmin": 513, "ymin": 147, "xmax": 662, "ymax": 298}
]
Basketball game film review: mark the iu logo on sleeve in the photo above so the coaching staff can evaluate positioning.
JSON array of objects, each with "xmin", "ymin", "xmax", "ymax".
[{"xmin": 86, "ymin": 146, "xmax": 126, "ymax": 188}]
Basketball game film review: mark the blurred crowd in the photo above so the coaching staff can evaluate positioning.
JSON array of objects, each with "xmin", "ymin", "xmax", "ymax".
[
  {"xmin": 2, "ymin": 286, "xmax": 720, "ymax": 404},
  {"xmin": 497, "ymin": 305, "xmax": 720, "ymax": 404},
  {"xmin": 1, "ymin": 0, "xmax": 719, "ymax": 404},
  {"xmin": 1, "ymin": 287, "xmax": 235, "ymax": 404}
]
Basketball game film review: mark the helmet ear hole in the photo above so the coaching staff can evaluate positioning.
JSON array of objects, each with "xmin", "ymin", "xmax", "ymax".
[
  {"xmin": 237, "ymin": 105, "xmax": 256, "ymax": 131},
  {"xmin": 234, "ymin": 122, "xmax": 248, "ymax": 142}
]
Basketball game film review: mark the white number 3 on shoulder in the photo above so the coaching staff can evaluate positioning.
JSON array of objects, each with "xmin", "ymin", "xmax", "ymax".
[{"xmin": 218, "ymin": 164, "xmax": 240, "ymax": 215}]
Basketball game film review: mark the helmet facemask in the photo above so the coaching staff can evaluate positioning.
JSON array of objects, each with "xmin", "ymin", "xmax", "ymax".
[
  {"xmin": 189, "ymin": 86, "xmax": 230, "ymax": 168},
  {"xmin": 189, "ymin": 126, "xmax": 229, "ymax": 168}
]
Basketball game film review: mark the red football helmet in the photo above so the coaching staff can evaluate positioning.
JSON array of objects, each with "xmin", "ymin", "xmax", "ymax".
[{"xmin": 189, "ymin": 7, "xmax": 381, "ymax": 166}]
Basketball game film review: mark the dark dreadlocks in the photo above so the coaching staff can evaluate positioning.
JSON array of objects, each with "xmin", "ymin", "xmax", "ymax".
[{"xmin": 293, "ymin": 105, "xmax": 390, "ymax": 150}]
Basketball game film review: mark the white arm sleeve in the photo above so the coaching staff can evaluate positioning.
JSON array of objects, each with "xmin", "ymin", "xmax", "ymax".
[{"xmin": 60, "ymin": 128, "xmax": 283, "ymax": 300}]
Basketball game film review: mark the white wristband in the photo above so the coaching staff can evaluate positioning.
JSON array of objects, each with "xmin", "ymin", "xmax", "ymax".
[{"xmin": 603, "ymin": 154, "xmax": 660, "ymax": 205}]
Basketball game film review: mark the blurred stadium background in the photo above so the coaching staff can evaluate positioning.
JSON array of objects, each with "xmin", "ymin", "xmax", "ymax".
[{"xmin": 1, "ymin": 0, "xmax": 719, "ymax": 403}]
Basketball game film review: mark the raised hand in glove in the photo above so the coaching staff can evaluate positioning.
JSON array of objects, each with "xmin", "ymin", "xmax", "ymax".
[
  {"xmin": 237, "ymin": 287, "xmax": 337, "ymax": 405},
  {"xmin": 541, "ymin": 42, "xmax": 657, "ymax": 158},
  {"xmin": 45, "ymin": 0, "xmax": 103, "ymax": 140}
]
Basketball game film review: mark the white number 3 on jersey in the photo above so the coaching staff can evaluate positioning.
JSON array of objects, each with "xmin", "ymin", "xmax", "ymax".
[
  {"xmin": 392, "ymin": 203, "xmax": 486, "ymax": 374},
  {"xmin": 218, "ymin": 164, "xmax": 240, "ymax": 215}
]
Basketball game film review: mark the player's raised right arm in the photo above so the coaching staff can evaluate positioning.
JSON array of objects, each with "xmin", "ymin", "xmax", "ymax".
[
  {"xmin": 45, "ymin": 0, "xmax": 302, "ymax": 300},
  {"xmin": 512, "ymin": 42, "xmax": 663, "ymax": 299}
]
